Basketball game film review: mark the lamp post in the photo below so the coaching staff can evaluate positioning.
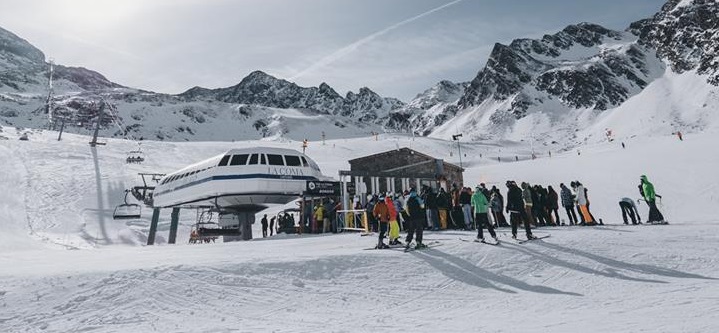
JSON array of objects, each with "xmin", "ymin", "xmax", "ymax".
[{"xmin": 452, "ymin": 133, "xmax": 463, "ymax": 168}]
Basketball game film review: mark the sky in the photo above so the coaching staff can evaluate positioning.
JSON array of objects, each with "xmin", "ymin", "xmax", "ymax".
[{"xmin": 0, "ymin": 0, "xmax": 668, "ymax": 101}]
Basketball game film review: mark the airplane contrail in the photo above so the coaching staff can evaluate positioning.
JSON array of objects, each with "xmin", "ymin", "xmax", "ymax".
[{"xmin": 289, "ymin": 0, "xmax": 464, "ymax": 81}]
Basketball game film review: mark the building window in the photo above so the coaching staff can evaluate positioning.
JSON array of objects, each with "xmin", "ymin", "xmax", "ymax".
[
  {"xmin": 267, "ymin": 154, "xmax": 285, "ymax": 166},
  {"xmin": 218, "ymin": 155, "xmax": 230, "ymax": 166},
  {"xmin": 230, "ymin": 154, "xmax": 249, "ymax": 166},
  {"xmin": 285, "ymin": 155, "xmax": 301, "ymax": 166}
]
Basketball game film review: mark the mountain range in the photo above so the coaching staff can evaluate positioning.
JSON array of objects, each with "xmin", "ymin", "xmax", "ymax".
[{"xmin": 1, "ymin": 0, "xmax": 717, "ymax": 145}]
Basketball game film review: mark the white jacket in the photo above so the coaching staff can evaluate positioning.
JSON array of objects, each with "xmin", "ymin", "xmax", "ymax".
[{"xmin": 576, "ymin": 185, "xmax": 587, "ymax": 206}]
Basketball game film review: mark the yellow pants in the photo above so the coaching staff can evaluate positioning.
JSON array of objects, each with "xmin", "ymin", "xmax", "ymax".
[
  {"xmin": 438, "ymin": 209, "xmax": 448, "ymax": 229},
  {"xmin": 579, "ymin": 205, "xmax": 593, "ymax": 224},
  {"xmin": 389, "ymin": 220, "xmax": 400, "ymax": 240}
]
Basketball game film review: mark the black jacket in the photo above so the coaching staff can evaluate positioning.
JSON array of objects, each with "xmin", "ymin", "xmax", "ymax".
[{"xmin": 506, "ymin": 185, "xmax": 523, "ymax": 212}]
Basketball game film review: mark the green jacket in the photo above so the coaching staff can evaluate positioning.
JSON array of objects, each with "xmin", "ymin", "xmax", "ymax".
[
  {"xmin": 471, "ymin": 191, "xmax": 489, "ymax": 214},
  {"xmin": 641, "ymin": 175, "xmax": 656, "ymax": 201}
]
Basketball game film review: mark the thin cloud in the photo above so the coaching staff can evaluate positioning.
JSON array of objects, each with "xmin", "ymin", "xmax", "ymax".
[{"xmin": 288, "ymin": 0, "xmax": 464, "ymax": 81}]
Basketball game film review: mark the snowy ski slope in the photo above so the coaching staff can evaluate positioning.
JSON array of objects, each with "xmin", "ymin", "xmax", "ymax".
[{"xmin": 0, "ymin": 128, "xmax": 717, "ymax": 332}]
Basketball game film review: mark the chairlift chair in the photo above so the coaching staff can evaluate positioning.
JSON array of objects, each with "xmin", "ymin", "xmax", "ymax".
[
  {"xmin": 126, "ymin": 150, "xmax": 145, "ymax": 164},
  {"xmin": 113, "ymin": 190, "xmax": 142, "ymax": 220}
]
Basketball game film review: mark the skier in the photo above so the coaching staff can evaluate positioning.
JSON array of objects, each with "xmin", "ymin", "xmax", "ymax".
[
  {"xmin": 372, "ymin": 194, "xmax": 391, "ymax": 249},
  {"xmin": 405, "ymin": 188, "xmax": 427, "ymax": 249},
  {"xmin": 365, "ymin": 196, "xmax": 377, "ymax": 232},
  {"xmin": 385, "ymin": 195, "xmax": 402, "ymax": 245},
  {"xmin": 640, "ymin": 175, "xmax": 665, "ymax": 223},
  {"xmin": 490, "ymin": 187, "xmax": 508, "ymax": 227},
  {"xmin": 436, "ymin": 188, "xmax": 450, "ymax": 229},
  {"xmin": 547, "ymin": 186, "xmax": 560, "ymax": 226},
  {"xmin": 559, "ymin": 183, "xmax": 577, "ymax": 225},
  {"xmin": 460, "ymin": 187, "xmax": 473, "ymax": 229},
  {"xmin": 532, "ymin": 185, "xmax": 549, "ymax": 226},
  {"xmin": 619, "ymin": 197, "xmax": 641, "ymax": 225},
  {"xmin": 472, "ymin": 185, "xmax": 498, "ymax": 242},
  {"xmin": 507, "ymin": 181, "xmax": 534, "ymax": 240},
  {"xmin": 521, "ymin": 182, "xmax": 536, "ymax": 226},
  {"xmin": 423, "ymin": 187, "xmax": 439, "ymax": 231},
  {"xmin": 261, "ymin": 214, "xmax": 268, "ymax": 238}
]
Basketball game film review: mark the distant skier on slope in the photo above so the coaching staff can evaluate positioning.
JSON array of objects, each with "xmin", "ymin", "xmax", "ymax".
[
  {"xmin": 507, "ymin": 181, "xmax": 534, "ymax": 240},
  {"xmin": 640, "ymin": 175, "xmax": 665, "ymax": 223},
  {"xmin": 472, "ymin": 185, "xmax": 498, "ymax": 243},
  {"xmin": 619, "ymin": 197, "xmax": 641, "ymax": 225}
]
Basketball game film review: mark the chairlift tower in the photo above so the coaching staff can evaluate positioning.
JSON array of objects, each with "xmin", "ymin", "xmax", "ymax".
[
  {"xmin": 89, "ymin": 101, "xmax": 106, "ymax": 147},
  {"xmin": 452, "ymin": 133, "xmax": 463, "ymax": 168},
  {"xmin": 46, "ymin": 58, "xmax": 55, "ymax": 129}
]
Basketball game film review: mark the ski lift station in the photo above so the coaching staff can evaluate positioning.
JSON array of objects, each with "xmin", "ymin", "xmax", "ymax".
[
  {"xmin": 147, "ymin": 147, "xmax": 328, "ymax": 244},
  {"xmin": 143, "ymin": 146, "xmax": 463, "ymax": 244},
  {"xmin": 340, "ymin": 147, "xmax": 464, "ymax": 197}
]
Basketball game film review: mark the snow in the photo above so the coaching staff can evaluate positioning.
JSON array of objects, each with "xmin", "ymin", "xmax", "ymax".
[{"xmin": 0, "ymin": 127, "xmax": 718, "ymax": 332}]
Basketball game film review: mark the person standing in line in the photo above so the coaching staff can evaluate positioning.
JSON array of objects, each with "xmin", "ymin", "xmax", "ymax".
[
  {"xmin": 386, "ymin": 195, "xmax": 402, "ymax": 245},
  {"xmin": 436, "ymin": 188, "xmax": 450, "ymax": 230},
  {"xmin": 459, "ymin": 187, "xmax": 474, "ymax": 230},
  {"xmin": 423, "ymin": 187, "xmax": 439, "ymax": 231},
  {"xmin": 573, "ymin": 182, "xmax": 595, "ymax": 225},
  {"xmin": 559, "ymin": 183, "xmax": 577, "ymax": 225},
  {"xmin": 261, "ymin": 214, "xmax": 268, "ymax": 238},
  {"xmin": 584, "ymin": 186, "xmax": 601, "ymax": 225},
  {"xmin": 372, "ymin": 194, "xmax": 391, "ymax": 249},
  {"xmin": 472, "ymin": 186, "xmax": 498, "ymax": 242},
  {"xmin": 619, "ymin": 197, "xmax": 641, "ymax": 224},
  {"xmin": 571, "ymin": 182, "xmax": 586, "ymax": 224},
  {"xmin": 478, "ymin": 183, "xmax": 494, "ymax": 227},
  {"xmin": 490, "ymin": 187, "xmax": 507, "ymax": 228},
  {"xmin": 507, "ymin": 181, "xmax": 534, "ymax": 240},
  {"xmin": 405, "ymin": 188, "xmax": 427, "ymax": 249},
  {"xmin": 640, "ymin": 175, "xmax": 665, "ymax": 223},
  {"xmin": 547, "ymin": 186, "xmax": 560, "ymax": 226},
  {"xmin": 313, "ymin": 202, "xmax": 325, "ymax": 233},
  {"xmin": 522, "ymin": 182, "xmax": 536, "ymax": 226}
]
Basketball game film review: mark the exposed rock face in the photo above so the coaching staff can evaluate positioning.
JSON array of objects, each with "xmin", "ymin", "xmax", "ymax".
[
  {"xmin": 395, "ymin": 0, "xmax": 718, "ymax": 142},
  {"xmin": 630, "ymin": 0, "xmax": 719, "ymax": 84},
  {"xmin": 386, "ymin": 80, "xmax": 468, "ymax": 135},
  {"xmin": 457, "ymin": 23, "xmax": 659, "ymax": 117}
]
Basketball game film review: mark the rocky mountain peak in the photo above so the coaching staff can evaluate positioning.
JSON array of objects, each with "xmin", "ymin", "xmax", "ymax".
[
  {"xmin": 0, "ymin": 26, "xmax": 45, "ymax": 64},
  {"xmin": 630, "ymin": 0, "xmax": 719, "ymax": 84}
]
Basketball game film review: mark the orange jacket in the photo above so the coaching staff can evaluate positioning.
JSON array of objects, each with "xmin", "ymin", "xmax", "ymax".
[{"xmin": 373, "ymin": 201, "xmax": 390, "ymax": 223}]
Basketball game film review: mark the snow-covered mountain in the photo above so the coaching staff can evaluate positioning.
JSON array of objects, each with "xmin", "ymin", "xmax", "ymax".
[
  {"xmin": 1, "ymin": 0, "xmax": 718, "ymax": 146},
  {"xmin": 0, "ymin": 27, "xmax": 402, "ymax": 141},
  {"xmin": 386, "ymin": 80, "xmax": 468, "ymax": 135},
  {"xmin": 391, "ymin": 0, "xmax": 719, "ymax": 145}
]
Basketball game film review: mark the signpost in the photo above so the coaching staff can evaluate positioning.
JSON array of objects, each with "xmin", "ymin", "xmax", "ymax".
[{"xmin": 305, "ymin": 181, "xmax": 341, "ymax": 196}]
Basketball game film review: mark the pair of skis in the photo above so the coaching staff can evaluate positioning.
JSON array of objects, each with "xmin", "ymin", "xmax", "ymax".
[
  {"xmin": 363, "ymin": 240, "xmax": 442, "ymax": 251},
  {"xmin": 459, "ymin": 238, "xmax": 501, "ymax": 246}
]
